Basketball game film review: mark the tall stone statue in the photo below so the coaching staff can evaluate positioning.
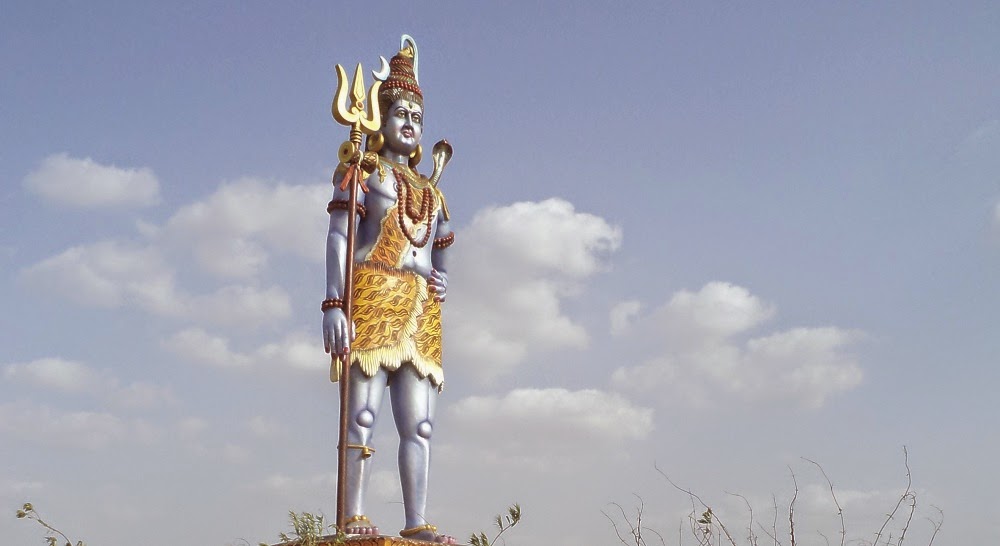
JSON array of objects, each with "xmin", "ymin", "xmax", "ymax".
[{"xmin": 322, "ymin": 35, "xmax": 456, "ymax": 545}]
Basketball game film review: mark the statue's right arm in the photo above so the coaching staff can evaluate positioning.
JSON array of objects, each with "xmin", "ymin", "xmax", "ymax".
[{"xmin": 322, "ymin": 169, "xmax": 365, "ymax": 355}]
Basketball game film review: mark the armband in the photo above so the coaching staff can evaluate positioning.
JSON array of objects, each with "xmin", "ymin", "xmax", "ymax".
[
  {"xmin": 433, "ymin": 232, "xmax": 455, "ymax": 249},
  {"xmin": 327, "ymin": 200, "xmax": 366, "ymax": 218}
]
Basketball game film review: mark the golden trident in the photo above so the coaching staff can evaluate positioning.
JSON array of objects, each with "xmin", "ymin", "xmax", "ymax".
[
  {"xmin": 330, "ymin": 61, "xmax": 382, "ymax": 533},
  {"xmin": 332, "ymin": 63, "xmax": 382, "ymax": 171}
]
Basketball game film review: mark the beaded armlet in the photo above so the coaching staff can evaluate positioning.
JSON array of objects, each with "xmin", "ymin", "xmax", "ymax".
[
  {"xmin": 327, "ymin": 199, "xmax": 367, "ymax": 218},
  {"xmin": 433, "ymin": 231, "xmax": 455, "ymax": 249}
]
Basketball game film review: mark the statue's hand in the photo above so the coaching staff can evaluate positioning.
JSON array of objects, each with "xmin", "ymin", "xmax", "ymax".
[
  {"xmin": 323, "ymin": 307, "xmax": 355, "ymax": 355},
  {"xmin": 428, "ymin": 269, "xmax": 448, "ymax": 303}
]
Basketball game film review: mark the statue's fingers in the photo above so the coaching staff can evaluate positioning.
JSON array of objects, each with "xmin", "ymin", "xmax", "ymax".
[{"xmin": 336, "ymin": 325, "xmax": 348, "ymax": 354}]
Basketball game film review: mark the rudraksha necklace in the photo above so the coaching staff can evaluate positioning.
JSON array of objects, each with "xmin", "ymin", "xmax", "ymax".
[{"xmin": 392, "ymin": 166, "xmax": 434, "ymax": 248}]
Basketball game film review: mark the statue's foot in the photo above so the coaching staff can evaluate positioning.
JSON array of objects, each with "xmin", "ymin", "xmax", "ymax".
[
  {"xmin": 344, "ymin": 515, "xmax": 379, "ymax": 536},
  {"xmin": 399, "ymin": 523, "xmax": 456, "ymax": 544}
]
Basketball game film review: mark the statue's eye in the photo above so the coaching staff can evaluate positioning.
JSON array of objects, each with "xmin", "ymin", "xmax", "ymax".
[
  {"xmin": 395, "ymin": 109, "xmax": 407, "ymax": 118},
  {"xmin": 412, "ymin": 113, "xmax": 422, "ymax": 124}
]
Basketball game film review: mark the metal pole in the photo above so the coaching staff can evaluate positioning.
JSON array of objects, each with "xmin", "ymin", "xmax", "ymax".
[{"xmin": 335, "ymin": 164, "xmax": 359, "ymax": 532}]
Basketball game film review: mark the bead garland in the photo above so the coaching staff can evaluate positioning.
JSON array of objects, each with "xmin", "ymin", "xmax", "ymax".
[{"xmin": 392, "ymin": 167, "xmax": 434, "ymax": 248}]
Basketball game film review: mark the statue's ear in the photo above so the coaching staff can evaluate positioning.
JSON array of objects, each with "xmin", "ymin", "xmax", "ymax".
[{"xmin": 366, "ymin": 133, "xmax": 384, "ymax": 153}]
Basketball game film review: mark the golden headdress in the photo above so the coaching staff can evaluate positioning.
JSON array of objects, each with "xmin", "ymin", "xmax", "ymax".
[{"xmin": 378, "ymin": 37, "xmax": 423, "ymax": 120}]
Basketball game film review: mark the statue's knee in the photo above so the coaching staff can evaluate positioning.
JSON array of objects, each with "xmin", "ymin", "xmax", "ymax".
[
  {"xmin": 356, "ymin": 409, "xmax": 375, "ymax": 428},
  {"xmin": 416, "ymin": 420, "xmax": 433, "ymax": 440}
]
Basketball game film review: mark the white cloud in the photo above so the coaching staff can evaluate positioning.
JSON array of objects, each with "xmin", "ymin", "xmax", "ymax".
[
  {"xmin": 447, "ymin": 199, "xmax": 621, "ymax": 381},
  {"xmin": 22, "ymin": 241, "xmax": 181, "ymax": 311},
  {"xmin": 256, "ymin": 471, "xmax": 338, "ymax": 499},
  {"xmin": 610, "ymin": 300, "xmax": 642, "ymax": 336},
  {"xmin": 3, "ymin": 358, "xmax": 177, "ymax": 411},
  {"xmin": 23, "ymin": 153, "xmax": 160, "ymax": 208},
  {"xmin": 189, "ymin": 284, "xmax": 292, "ymax": 327},
  {"xmin": 160, "ymin": 178, "xmax": 329, "ymax": 278},
  {"xmin": 369, "ymin": 470, "xmax": 401, "ymax": 503},
  {"xmin": 220, "ymin": 443, "xmax": 251, "ymax": 464},
  {"xmin": 445, "ymin": 388, "xmax": 652, "ymax": 471},
  {"xmin": 108, "ymin": 381, "xmax": 178, "ymax": 410},
  {"xmin": 164, "ymin": 329, "xmax": 252, "ymax": 368},
  {"xmin": 460, "ymin": 199, "xmax": 623, "ymax": 277},
  {"xmin": 3, "ymin": 357, "xmax": 105, "ymax": 393},
  {"xmin": 956, "ymin": 119, "xmax": 1000, "ymax": 160},
  {"xmin": 22, "ymin": 240, "xmax": 290, "ymax": 326},
  {"xmin": 176, "ymin": 417, "xmax": 210, "ymax": 437},
  {"xmin": 0, "ymin": 478, "xmax": 44, "ymax": 493},
  {"xmin": 164, "ymin": 329, "xmax": 326, "ymax": 371},
  {"xmin": 791, "ymin": 482, "xmax": 938, "ymax": 544},
  {"xmin": 656, "ymin": 282, "xmax": 775, "ymax": 341},
  {"xmin": 612, "ymin": 282, "xmax": 863, "ymax": 409},
  {"xmin": 0, "ymin": 403, "xmax": 155, "ymax": 450},
  {"xmin": 450, "ymin": 388, "xmax": 652, "ymax": 440},
  {"xmin": 21, "ymin": 177, "xmax": 320, "ymax": 331},
  {"xmin": 255, "ymin": 333, "xmax": 327, "ymax": 371},
  {"xmin": 246, "ymin": 415, "xmax": 281, "ymax": 439}
]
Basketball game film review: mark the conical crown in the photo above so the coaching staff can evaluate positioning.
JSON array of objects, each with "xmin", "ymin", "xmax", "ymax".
[{"xmin": 379, "ymin": 44, "xmax": 423, "ymax": 119}]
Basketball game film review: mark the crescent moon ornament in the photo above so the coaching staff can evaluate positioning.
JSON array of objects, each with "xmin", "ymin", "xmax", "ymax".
[
  {"xmin": 401, "ymin": 34, "xmax": 418, "ymax": 83},
  {"xmin": 372, "ymin": 56, "xmax": 390, "ymax": 82}
]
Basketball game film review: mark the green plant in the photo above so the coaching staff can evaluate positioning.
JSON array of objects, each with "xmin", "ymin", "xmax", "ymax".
[
  {"xmin": 470, "ymin": 503, "xmax": 522, "ymax": 546},
  {"xmin": 274, "ymin": 511, "xmax": 342, "ymax": 546},
  {"xmin": 15, "ymin": 502, "xmax": 85, "ymax": 546}
]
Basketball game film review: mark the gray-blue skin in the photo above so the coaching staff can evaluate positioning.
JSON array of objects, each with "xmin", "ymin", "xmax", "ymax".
[{"xmin": 323, "ymin": 98, "xmax": 455, "ymax": 544}]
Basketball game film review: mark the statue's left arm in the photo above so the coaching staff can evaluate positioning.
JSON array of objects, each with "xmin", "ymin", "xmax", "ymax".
[{"xmin": 429, "ymin": 214, "xmax": 453, "ymax": 302}]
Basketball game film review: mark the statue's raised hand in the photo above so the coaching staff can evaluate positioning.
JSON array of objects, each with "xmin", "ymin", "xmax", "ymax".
[
  {"xmin": 428, "ymin": 269, "xmax": 448, "ymax": 302},
  {"xmin": 323, "ymin": 307, "xmax": 355, "ymax": 355}
]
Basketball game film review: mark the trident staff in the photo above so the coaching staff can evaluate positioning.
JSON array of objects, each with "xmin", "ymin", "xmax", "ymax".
[{"xmin": 328, "ymin": 61, "xmax": 383, "ymax": 532}]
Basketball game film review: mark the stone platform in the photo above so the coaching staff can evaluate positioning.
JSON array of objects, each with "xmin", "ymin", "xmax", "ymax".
[{"xmin": 281, "ymin": 535, "xmax": 451, "ymax": 546}]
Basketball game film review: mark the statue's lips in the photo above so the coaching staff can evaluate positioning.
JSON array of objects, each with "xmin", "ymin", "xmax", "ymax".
[{"xmin": 400, "ymin": 127, "xmax": 415, "ymax": 138}]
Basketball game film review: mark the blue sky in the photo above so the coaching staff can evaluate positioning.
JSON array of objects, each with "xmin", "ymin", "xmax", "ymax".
[{"xmin": 2, "ymin": 2, "xmax": 999, "ymax": 545}]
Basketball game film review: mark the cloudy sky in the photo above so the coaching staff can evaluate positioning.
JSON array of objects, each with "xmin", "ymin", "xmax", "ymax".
[{"xmin": 2, "ymin": 2, "xmax": 998, "ymax": 545}]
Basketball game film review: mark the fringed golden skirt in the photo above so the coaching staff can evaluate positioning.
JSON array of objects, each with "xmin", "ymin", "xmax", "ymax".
[{"xmin": 330, "ymin": 261, "xmax": 443, "ymax": 387}]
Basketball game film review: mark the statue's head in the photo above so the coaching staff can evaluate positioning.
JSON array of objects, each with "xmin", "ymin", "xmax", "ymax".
[
  {"xmin": 382, "ymin": 98, "xmax": 423, "ymax": 156},
  {"xmin": 377, "ymin": 38, "xmax": 424, "ymax": 157}
]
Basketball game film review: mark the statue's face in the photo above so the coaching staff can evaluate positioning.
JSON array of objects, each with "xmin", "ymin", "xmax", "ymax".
[{"xmin": 381, "ymin": 99, "xmax": 423, "ymax": 156}]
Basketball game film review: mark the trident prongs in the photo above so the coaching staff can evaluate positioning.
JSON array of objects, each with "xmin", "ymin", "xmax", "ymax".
[{"xmin": 332, "ymin": 63, "xmax": 382, "ymax": 143}]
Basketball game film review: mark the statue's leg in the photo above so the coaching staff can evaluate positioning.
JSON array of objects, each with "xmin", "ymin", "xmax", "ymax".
[
  {"xmin": 343, "ymin": 365, "xmax": 388, "ymax": 534},
  {"xmin": 389, "ymin": 365, "xmax": 455, "ymax": 544}
]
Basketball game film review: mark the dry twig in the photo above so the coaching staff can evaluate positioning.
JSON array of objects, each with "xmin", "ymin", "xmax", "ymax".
[
  {"xmin": 655, "ymin": 462, "xmax": 738, "ymax": 546},
  {"xmin": 803, "ymin": 457, "xmax": 846, "ymax": 546},
  {"xmin": 872, "ymin": 447, "xmax": 913, "ymax": 546},
  {"xmin": 727, "ymin": 492, "xmax": 758, "ymax": 546},
  {"xmin": 924, "ymin": 505, "xmax": 943, "ymax": 546},
  {"xmin": 788, "ymin": 467, "xmax": 798, "ymax": 546}
]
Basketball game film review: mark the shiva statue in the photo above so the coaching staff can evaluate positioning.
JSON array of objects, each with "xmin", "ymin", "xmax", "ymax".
[{"xmin": 322, "ymin": 35, "xmax": 456, "ymax": 544}]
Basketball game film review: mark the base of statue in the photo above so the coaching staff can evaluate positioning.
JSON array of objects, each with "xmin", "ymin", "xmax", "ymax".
[{"xmin": 278, "ymin": 535, "xmax": 449, "ymax": 546}]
